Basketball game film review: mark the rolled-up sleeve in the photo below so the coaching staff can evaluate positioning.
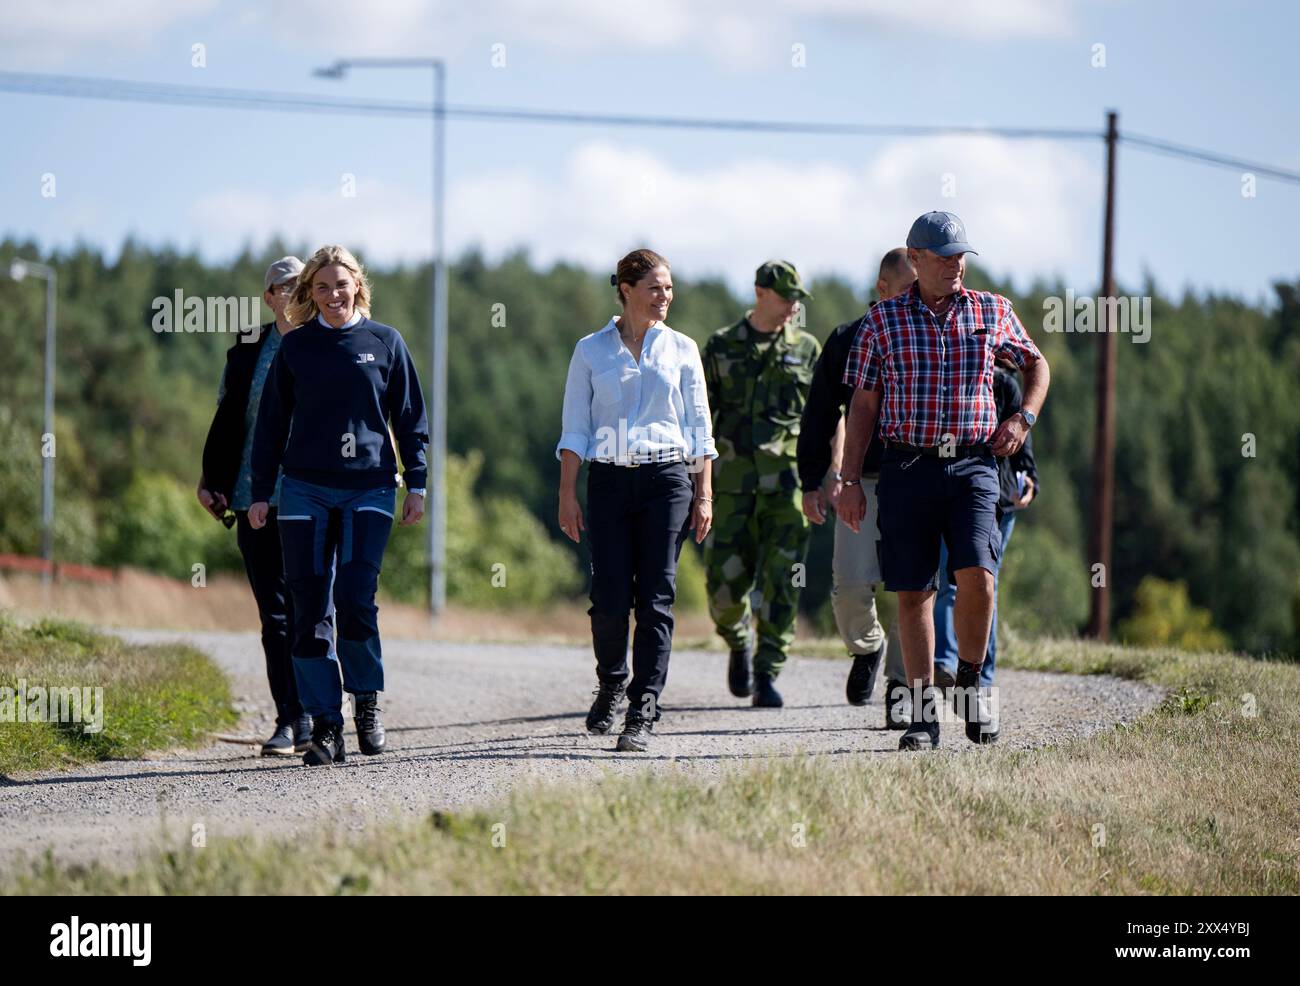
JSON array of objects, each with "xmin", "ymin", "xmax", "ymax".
[
  {"xmin": 556, "ymin": 342, "xmax": 593, "ymax": 461},
  {"xmin": 843, "ymin": 312, "xmax": 882, "ymax": 391},
  {"xmin": 994, "ymin": 297, "xmax": 1042, "ymax": 368},
  {"xmin": 681, "ymin": 337, "xmax": 717, "ymax": 459}
]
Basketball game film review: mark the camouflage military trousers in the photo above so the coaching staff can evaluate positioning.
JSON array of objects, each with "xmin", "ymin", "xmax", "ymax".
[{"xmin": 705, "ymin": 490, "xmax": 811, "ymax": 676}]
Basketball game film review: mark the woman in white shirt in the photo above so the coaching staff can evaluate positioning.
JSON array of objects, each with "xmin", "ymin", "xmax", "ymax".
[{"xmin": 556, "ymin": 249, "xmax": 716, "ymax": 752}]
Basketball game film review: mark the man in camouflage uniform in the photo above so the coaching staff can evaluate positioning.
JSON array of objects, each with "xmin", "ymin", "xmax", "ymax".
[{"xmin": 703, "ymin": 260, "xmax": 821, "ymax": 708}]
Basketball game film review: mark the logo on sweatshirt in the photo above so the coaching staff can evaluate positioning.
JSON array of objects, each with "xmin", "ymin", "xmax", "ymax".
[{"xmin": 356, "ymin": 353, "xmax": 376, "ymax": 363}]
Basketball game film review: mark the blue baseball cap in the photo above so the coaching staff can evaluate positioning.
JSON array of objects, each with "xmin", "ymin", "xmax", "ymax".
[{"xmin": 906, "ymin": 211, "xmax": 978, "ymax": 257}]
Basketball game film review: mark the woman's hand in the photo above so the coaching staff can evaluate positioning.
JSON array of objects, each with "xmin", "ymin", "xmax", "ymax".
[
  {"xmin": 401, "ymin": 492, "xmax": 425, "ymax": 526},
  {"xmin": 248, "ymin": 501, "xmax": 269, "ymax": 529},
  {"xmin": 691, "ymin": 496, "xmax": 713, "ymax": 544},
  {"xmin": 558, "ymin": 489, "xmax": 585, "ymax": 543}
]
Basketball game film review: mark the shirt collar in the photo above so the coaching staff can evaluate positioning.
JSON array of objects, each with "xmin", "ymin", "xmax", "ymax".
[
  {"xmin": 602, "ymin": 317, "xmax": 664, "ymax": 339},
  {"xmin": 317, "ymin": 309, "xmax": 364, "ymax": 330},
  {"xmin": 907, "ymin": 281, "xmax": 969, "ymax": 316}
]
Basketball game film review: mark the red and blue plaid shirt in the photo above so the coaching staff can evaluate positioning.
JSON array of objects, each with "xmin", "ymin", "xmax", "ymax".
[{"xmin": 843, "ymin": 283, "xmax": 1041, "ymax": 447}]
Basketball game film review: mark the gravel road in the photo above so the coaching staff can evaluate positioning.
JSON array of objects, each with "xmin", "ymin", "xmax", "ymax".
[{"xmin": 0, "ymin": 630, "xmax": 1164, "ymax": 868}]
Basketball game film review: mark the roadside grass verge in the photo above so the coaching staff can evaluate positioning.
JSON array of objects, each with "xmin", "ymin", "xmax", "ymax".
[
  {"xmin": 0, "ymin": 613, "xmax": 236, "ymax": 775},
  {"xmin": 9, "ymin": 636, "xmax": 1297, "ymax": 895}
]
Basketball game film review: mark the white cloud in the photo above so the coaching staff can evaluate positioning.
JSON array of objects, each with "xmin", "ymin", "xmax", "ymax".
[
  {"xmin": 187, "ymin": 136, "xmax": 1100, "ymax": 295},
  {"xmin": 0, "ymin": 0, "xmax": 219, "ymax": 67},
  {"xmin": 450, "ymin": 136, "xmax": 1100, "ymax": 292}
]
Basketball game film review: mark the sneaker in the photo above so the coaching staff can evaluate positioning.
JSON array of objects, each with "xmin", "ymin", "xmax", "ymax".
[
  {"xmin": 846, "ymin": 645, "xmax": 884, "ymax": 706},
  {"xmin": 898, "ymin": 686, "xmax": 940, "ymax": 751},
  {"xmin": 353, "ymin": 694, "xmax": 387, "ymax": 756},
  {"xmin": 260, "ymin": 722, "xmax": 296, "ymax": 757},
  {"xmin": 615, "ymin": 709, "xmax": 654, "ymax": 752},
  {"xmin": 292, "ymin": 715, "xmax": 314, "ymax": 753},
  {"xmin": 302, "ymin": 721, "xmax": 346, "ymax": 766},
  {"xmin": 954, "ymin": 661, "xmax": 999, "ymax": 744},
  {"xmin": 728, "ymin": 644, "xmax": 753, "ymax": 698},
  {"xmin": 586, "ymin": 681, "xmax": 626, "ymax": 735},
  {"xmin": 933, "ymin": 664, "xmax": 957, "ymax": 690},
  {"xmin": 884, "ymin": 679, "xmax": 911, "ymax": 730},
  {"xmin": 752, "ymin": 672, "xmax": 783, "ymax": 708}
]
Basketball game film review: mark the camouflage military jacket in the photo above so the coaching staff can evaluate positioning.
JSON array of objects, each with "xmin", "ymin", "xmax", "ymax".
[{"xmin": 702, "ymin": 315, "xmax": 822, "ymax": 494}]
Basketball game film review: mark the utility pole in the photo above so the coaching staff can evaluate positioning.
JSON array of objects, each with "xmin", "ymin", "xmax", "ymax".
[
  {"xmin": 8, "ymin": 259, "xmax": 56, "ymax": 591},
  {"xmin": 314, "ymin": 57, "xmax": 449, "ymax": 622},
  {"xmin": 1087, "ymin": 110, "xmax": 1118, "ymax": 640}
]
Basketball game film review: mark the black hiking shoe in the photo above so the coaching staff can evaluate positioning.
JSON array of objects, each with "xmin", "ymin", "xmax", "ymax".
[
  {"xmin": 615, "ymin": 709, "xmax": 655, "ymax": 752},
  {"xmin": 353, "ymin": 693, "xmax": 387, "ymax": 755},
  {"xmin": 846, "ymin": 644, "xmax": 884, "ymax": 706},
  {"xmin": 954, "ymin": 661, "xmax": 999, "ymax": 744},
  {"xmin": 586, "ymin": 681, "xmax": 626, "ymax": 734},
  {"xmin": 898, "ymin": 686, "xmax": 941, "ymax": 751},
  {"xmin": 752, "ymin": 672, "xmax": 783, "ymax": 708},
  {"xmin": 302, "ymin": 721, "xmax": 346, "ymax": 766},
  {"xmin": 728, "ymin": 644, "xmax": 753, "ymax": 698}
]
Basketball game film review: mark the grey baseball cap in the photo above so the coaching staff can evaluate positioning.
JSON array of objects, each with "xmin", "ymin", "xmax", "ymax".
[
  {"xmin": 264, "ymin": 255, "xmax": 305, "ymax": 290},
  {"xmin": 906, "ymin": 212, "xmax": 978, "ymax": 257}
]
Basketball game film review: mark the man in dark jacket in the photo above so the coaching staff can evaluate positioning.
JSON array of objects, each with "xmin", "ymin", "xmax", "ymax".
[
  {"xmin": 197, "ymin": 256, "xmax": 311, "ymax": 756},
  {"xmin": 797, "ymin": 248, "xmax": 916, "ymax": 728}
]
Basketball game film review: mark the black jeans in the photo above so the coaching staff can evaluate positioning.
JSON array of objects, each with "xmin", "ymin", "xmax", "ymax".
[
  {"xmin": 586, "ymin": 460, "xmax": 694, "ymax": 717},
  {"xmin": 235, "ymin": 508, "xmax": 303, "ymax": 726}
]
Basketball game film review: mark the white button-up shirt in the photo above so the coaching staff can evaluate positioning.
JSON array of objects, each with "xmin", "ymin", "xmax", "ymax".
[{"xmin": 556, "ymin": 317, "xmax": 717, "ymax": 463}]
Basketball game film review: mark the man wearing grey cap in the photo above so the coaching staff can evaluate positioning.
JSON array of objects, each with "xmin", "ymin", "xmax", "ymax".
[
  {"xmin": 199, "ymin": 256, "xmax": 313, "ymax": 756},
  {"xmin": 838, "ymin": 213, "xmax": 1050, "ymax": 751}
]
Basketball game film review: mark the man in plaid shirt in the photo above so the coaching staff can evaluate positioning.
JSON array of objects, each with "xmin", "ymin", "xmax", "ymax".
[{"xmin": 837, "ymin": 212, "xmax": 1050, "ymax": 751}]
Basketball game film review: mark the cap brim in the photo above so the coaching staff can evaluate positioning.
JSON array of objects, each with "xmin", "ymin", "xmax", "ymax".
[{"xmin": 932, "ymin": 243, "xmax": 977, "ymax": 257}]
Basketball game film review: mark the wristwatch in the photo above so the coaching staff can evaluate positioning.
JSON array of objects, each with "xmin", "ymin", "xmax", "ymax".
[
  {"xmin": 1017, "ymin": 408, "xmax": 1037, "ymax": 428},
  {"xmin": 408, "ymin": 488, "xmax": 427, "ymax": 497}
]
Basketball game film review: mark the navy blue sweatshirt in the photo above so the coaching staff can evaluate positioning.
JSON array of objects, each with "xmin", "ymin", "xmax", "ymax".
[
  {"xmin": 797, "ymin": 314, "xmax": 883, "ymax": 490},
  {"xmin": 250, "ymin": 316, "xmax": 429, "ymax": 500}
]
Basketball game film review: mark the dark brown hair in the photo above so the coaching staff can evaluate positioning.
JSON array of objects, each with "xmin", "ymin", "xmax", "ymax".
[{"xmin": 612, "ymin": 248, "xmax": 670, "ymax": 306}]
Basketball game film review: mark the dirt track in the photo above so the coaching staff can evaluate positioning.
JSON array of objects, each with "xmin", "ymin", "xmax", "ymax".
[{"xmin": 0, "ymin": 629, "xmax": 1164, "ymax": 867}]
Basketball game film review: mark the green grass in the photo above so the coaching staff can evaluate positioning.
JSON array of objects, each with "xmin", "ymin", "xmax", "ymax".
[
  {"xmin": 9, "ymin": 635, "xmax": 1298, "ymax": 895},
  {"xmin": 0, "ymin": 613, "xmax": 236, "ymax": 774}
]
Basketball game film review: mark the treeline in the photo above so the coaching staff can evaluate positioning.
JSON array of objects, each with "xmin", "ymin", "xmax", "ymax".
[{"xmin": 0, "ymin": 237, "xmax": 1296, "ymax": 656}]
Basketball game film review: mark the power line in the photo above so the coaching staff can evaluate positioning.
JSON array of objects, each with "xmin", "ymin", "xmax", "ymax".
[
  {"xmin": 1120, "ymin": 130, "xmax": 1300, "ymax": 184},
  {"xmin": 0, "ymin": 70, "xmax": 1094, "ymax": 139},
  {"xmin": 2, "ymin": 70, "xmax": 1298, "ymax": 184}
]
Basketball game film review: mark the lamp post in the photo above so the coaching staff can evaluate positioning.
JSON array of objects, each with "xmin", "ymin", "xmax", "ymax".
[
  {"xmin": 8, "ymin": 258, "xmax": 57, "ymax": 589},
  {"xmin": 314, "ymin": 57, "xmax": 449, "ymax": 621}
]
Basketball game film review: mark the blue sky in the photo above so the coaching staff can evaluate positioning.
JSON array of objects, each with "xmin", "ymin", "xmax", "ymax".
[{"xmin": 2, "ymin": 0, "xmax": 1295, "ymax": 303}]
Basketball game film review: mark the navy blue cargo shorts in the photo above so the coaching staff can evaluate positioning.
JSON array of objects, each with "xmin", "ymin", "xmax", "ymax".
[{"xmin": 875, "ymin": 446, "xmax": 1002, "ymax": 592}]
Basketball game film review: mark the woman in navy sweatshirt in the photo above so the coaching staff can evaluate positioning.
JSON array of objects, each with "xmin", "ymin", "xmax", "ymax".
[{"xmin": 249, "ymin": 244, "xmax": 429, "ymax": 766}]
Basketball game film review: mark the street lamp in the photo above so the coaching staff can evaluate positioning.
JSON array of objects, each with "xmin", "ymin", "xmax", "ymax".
[
  {"xmin": 7, "ymin": 257, "xmax": 57, "ymax": 588},
  {"xmin": 313, "ymin": 57, "xmax": 449, "ymax": 623}
]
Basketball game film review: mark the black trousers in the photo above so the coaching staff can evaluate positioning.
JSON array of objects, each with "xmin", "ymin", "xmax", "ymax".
[
  {"xmin": 585, "ymin": 460, "xmax": 694, "ymax": 716},
  {"xmin": 235, "ymin": 508, "xmax": 303, "ymax": 725}
]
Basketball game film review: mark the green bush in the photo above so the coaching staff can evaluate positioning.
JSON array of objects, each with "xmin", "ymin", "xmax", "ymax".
[
  {"xmin": 97, "ymin": 471, "xmax": 241, "ymax": 579},
  {"xmin": 382, "ymin": 451, "xmax": 583, "ymax": 609},
  {"xmin": 999, "ymin": 522, "xmax": 1090, "ymax": 638},
  {"xmin": 1118, "ymin": 575, "xmax": 1230, "ymax": 652}
]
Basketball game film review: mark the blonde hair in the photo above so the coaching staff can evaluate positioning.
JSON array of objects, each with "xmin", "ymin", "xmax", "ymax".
[{"xmin": 286, "ymin": 244, "xmax": 373, "ymax": 325}]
